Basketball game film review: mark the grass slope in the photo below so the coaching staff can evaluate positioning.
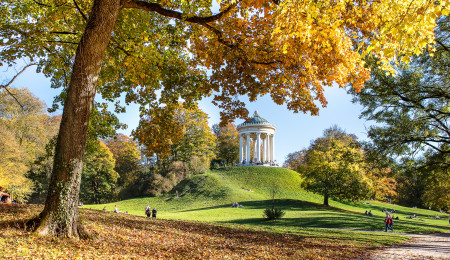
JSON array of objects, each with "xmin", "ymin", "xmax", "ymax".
[{"xmin": 87, "ymin": 167, "xmax": 450, "ymax": 239}]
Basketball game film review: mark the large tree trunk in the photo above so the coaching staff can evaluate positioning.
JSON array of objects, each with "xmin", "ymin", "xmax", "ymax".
[{"xmin": 34, "ymin": 0, "xmax": 122, "ymax": 238}]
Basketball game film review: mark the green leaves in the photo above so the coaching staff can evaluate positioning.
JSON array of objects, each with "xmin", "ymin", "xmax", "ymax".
[{"xmin": 298, "ymin": 127, "xmax": 371, "ymax": 204}]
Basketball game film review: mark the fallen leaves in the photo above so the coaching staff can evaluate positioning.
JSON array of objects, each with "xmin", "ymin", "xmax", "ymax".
[{"xmin": 1, "ymin": 204, "xmax": 368, "ymax": 259}]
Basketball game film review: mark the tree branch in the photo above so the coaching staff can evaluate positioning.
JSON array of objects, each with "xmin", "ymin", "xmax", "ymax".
[
  {"xmin": 50, "ymin": 31, "xmax": 78, "ymax": 35},
  {"xmin": 435, "ymin": 40, "xmax": 449, "ymax": 52},
  {"xmin": 122, "ymin": 0, "xmax": 239, "ymax": 24},
  {"xmin": 73, "ymin": 0, "xmax": 88, "ymax": 21},
  {"xmin": 0, "ymin": 63, "xmax": 37, "ymax": 109}
]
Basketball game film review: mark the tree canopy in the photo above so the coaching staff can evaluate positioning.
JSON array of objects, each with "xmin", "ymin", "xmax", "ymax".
[
  {"xmin": 297, "ymin": 127, "xmax": 371, "ymax": 205},
  {"xmin": 350, "ymin": 15, "xmax": 449, "ymax": 161},
  {"xmin": 0, "ymin": 88, "xmax": 60, "ymax": 202},
  {"xmin": 1, "ymin": 0, "xmax": 447, "ymax": 121},
  {"xmin": 212, "ymin": 123, "xmax": 239, "ymax": 166},
  {"xmin": 80, "ymin": 140, "xmax": 119, "ymax": 204},
  {"xmin": 134, "ymin": 103, "xmax": 216, "ymax": 164}
]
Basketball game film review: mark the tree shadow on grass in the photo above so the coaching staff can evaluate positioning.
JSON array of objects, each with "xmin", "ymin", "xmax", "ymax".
[
  {"xmin": 177, "ymin": 199, "xmax": 338, "ymax": 213},
  {"xmin": 170, "ymin": 199, "xmax": 449, "ymax": 234}
]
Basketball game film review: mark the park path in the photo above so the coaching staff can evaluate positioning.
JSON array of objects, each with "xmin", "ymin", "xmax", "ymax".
[{"xmin": 366, "ymin": 232, "xmax": 450, "ymax": 259}]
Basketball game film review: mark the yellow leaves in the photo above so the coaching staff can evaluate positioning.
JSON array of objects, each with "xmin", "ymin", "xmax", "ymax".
[
  {"xmin": 382, "ymin": 47, "xmax": 395, "ymax": 58},
  {"xmin": 401, "ymin": 56, "xmax": 411, "ymax": 63},
  {"xmin": 272, "ymin": 0, "xmax": 442, "ymax": 86}
]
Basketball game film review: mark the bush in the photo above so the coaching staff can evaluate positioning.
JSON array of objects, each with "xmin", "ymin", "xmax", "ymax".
[{"xmin": 263, "ymin": 208, "xmax": 285, "ymax": 220}]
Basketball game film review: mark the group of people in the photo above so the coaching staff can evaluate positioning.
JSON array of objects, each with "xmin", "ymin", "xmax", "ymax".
[
  {"xmin": 102, "ymin": 205, "xmax": 157, "ymax": 218},
  {"xmin": 232, "ymin": 202, "xmax": 240, "ymax": 208},
  {"xmin": 240, "ymin": 159, "xmax": 277, "ymax": 166},
  {"xmin": 145, "ymin": 205, "xmax": 157, "ymax": 218},
  {"xmin": 363, "ymin": 210, "xmax": 373, "ymax": 216}
]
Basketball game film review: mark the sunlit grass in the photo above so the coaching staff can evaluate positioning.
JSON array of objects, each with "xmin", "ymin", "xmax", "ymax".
[{"xmin": 87, "ymin": 166, "xmax": 450, "ymax": 240}]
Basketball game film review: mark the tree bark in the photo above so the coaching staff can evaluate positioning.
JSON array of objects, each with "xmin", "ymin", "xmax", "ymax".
[{"xmin": 34, "ymin": 0, "xmax": 122, "ymax": 238}]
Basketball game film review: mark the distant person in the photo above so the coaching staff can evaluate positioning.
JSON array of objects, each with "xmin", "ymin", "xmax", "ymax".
[
  {"xmin": 0, "ymin": 187, "xmax": 11, "ymax": 204},
  {"xmin": 364, "ymin": 211, "xmax": 368, "ymax": 216},
  {"xmin": 114, "ymin": 205, "xmax": 120, "ymax": 213},
  {"xmin": 152, "ymin": 208, "xmax": 157, "ymax": 218},
  {"xmin": 103, "ymin": 206, "xmax": 107, "ymax": 211},
  {"xmin": 145, "ymin": 206, "xmax": 151, "ymax": 217},
  {"xmin": 368, "ymin": 210, "xmax": 373, "ymax": 217},
  {"xmin": 385, "ymin": 215, "xmax": 394, "ymax": 232}
]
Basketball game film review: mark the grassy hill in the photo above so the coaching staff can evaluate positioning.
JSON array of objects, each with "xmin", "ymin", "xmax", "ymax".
[{"xmin": 86, "ymin": 166, "xmax": 450, "ymax": 236}]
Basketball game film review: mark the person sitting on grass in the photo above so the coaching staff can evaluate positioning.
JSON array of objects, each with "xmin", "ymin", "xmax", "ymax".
[
  {"xmin": 368, "ymin": 210, "xmax": 373, "ymax": 217},
  {"xmin": 114, "ymin": 205, "xmax": 121, "ymax": 213},
  {"xmin": 152, "ymin": 208, "xmax": 157, "ymax": 218},
  {"xmin": 364, "ymin": 210, "xmax": 368, "ymax": 215}
]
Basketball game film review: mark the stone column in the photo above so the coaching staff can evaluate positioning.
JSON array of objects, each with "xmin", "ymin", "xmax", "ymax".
[
  {"xmin": 265, "ymin": 134, "xmax": 269, "ymax": 163},
  {"xmin": 271, "ymin": 134, "xmax": 275, "ymax": 163},
  {"xmin": 256, "ymin": 133, "xmax": 261, "ymax": 163},
  {"xmin": 246, "ymin": 133, "xmax": 251, "ymax": 163},
  {"xmin": 253, "ymin": 137, "xmax": 257, "ymax": 162},
  {"xmin": 239, "ymin": 134, "xmax": 243, "ymax": 164}
]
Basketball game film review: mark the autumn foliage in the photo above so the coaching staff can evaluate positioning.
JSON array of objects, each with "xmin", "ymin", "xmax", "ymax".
[{"xmin": 0, "ymin": 204, "xmax": 370, "ymax": 259}]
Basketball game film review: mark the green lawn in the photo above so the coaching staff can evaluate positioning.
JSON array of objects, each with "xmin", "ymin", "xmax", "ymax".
[{"xmin": 85, "ymin": 166, "xmax": 450, "ymax": 245}]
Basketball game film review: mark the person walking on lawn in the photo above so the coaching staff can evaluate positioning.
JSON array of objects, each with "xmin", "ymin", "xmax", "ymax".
[{"xmin": 385, "ymin": 214, "xmax": 394, "ymax": 232}]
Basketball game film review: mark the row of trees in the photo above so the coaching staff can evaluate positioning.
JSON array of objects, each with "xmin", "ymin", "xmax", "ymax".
[
  {"xmin": 0, "ymin": 89, "xmax": 240, "ymax": 204},
  {"xmin": 285, "ymin": 15, "xmax": 449, "ymax": 209}
]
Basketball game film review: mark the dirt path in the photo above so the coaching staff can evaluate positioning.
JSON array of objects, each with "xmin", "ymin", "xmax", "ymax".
[{"xmin": 368, "ymin": 233, "xmax": 450, "ymax": 259}]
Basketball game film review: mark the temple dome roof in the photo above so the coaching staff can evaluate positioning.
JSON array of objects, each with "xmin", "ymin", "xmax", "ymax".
[{"xmin": 237, "ymin": 111, "xmax": 275, "ymax": 128}]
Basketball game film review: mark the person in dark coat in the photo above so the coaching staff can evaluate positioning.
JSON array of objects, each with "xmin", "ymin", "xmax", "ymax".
[
  {"xmin": 152, "ymin": 208, "xmax": 157, "ymax": 218},
  {"xmin": 145, "ymin": 205, "xmax": 151, "ymax": 217}
]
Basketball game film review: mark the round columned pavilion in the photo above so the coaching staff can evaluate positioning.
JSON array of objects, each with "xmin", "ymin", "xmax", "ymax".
[{"xmin": 237, "ymin": 111, "xmax": 276, "ymax": 166}]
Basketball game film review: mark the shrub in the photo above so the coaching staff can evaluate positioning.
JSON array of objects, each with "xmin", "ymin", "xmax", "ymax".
[{"xmin": 263, "ymin": 208, "xmax": 285, "ymax": 220}]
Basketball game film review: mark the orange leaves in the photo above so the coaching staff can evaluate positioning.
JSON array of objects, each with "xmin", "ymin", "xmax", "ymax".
[
  {"xmin": 1, "ymin": 205, "xmax": 369, "ymax": 259},
  {"xmin": 132, "ymin": 103, "xmax": 215, "ymax": 160}
]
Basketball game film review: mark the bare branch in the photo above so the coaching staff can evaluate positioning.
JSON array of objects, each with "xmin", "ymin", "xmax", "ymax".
[
  {"xmin": 122, "ymin": 0, "xmax": 238, "ymax": 24},
  {"xmin": 50, "ymin": 31, "xmax": 78, "ymax": 35},
  {"xmin": 45, "ymin": 40, "xmax": 78, "ymax": 45},
  {"xmin": 435, "ymin": 40, "xmax": 449, "ymax": 52},
  {"xmin": 0, "ymin": 63, "xmax": 37, "ymax": 109}
]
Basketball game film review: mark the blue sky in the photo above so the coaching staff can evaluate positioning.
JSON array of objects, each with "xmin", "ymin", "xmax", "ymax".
[{"xmin": 2, "ymin": 64, "xmax": 371, "ymax": 164}]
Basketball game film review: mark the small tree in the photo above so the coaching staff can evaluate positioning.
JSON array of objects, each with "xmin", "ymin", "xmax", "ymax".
[{"xmin": 263, "ymin": 186, "xmax": 285, "ymax": 220}]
